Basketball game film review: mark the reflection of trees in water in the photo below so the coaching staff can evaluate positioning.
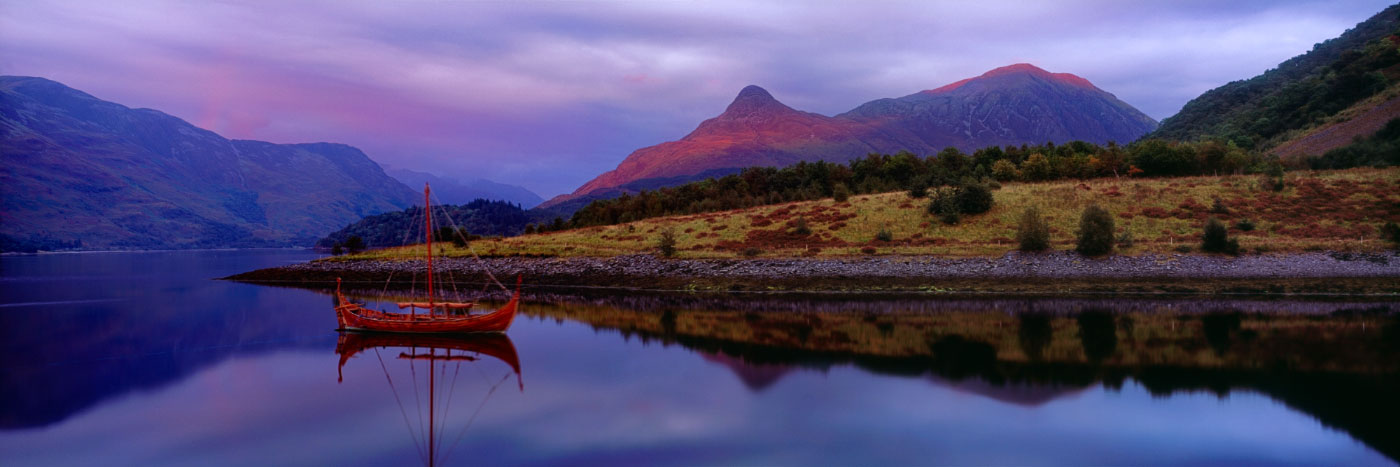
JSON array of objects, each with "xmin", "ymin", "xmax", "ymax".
[
  {"xmin": 1077, "ymin": 309, "xmax": 1118, "ymax": 363},
  {"xmin": 1017, "ymin": 312, "xmax": 1053, "ymax": 361},
  {"xmin": 1201, "ymin": 311, "xmax": 1243, "ymax": 356},
  {"xmin": 521, "ymin": 297, "xmax": 1400, "ymax": 463}
]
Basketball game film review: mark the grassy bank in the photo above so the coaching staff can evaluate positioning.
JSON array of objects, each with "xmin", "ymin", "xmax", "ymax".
[{"xmin": 339, "ymin": 168, "xmax": 1398, "ymax": 261}]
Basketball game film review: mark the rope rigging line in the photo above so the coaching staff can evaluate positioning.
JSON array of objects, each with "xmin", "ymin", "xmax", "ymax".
[
  {"xmin": 439, "ymin": 372, "xmax": 513, "ymax": 467},
  {"xmin": 408, "ymin": 346, "xmax": 427, "ymax": 451},
  {"xmin": 433, "ymin": 202, "xmax": 464, "ymax": 301},
  {"xmin": 427, "ymin": 191, "xmax": 511, "ymax": 294},
  {"xmin": 380, "ymin": 203, "xmax": 425, "ymax": 305},
  {"xmin": 375, "ymin": 347, "xmax": 428, "ymax": 466}
]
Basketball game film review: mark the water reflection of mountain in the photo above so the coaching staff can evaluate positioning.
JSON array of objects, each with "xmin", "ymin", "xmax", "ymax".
[
  {"xmin": 0, "ymin": 289, "xmax": 332, "ymax": 430},
  {"xmin": 522, "ymin": 296, "xmax": 1400, "ymax": 462}
]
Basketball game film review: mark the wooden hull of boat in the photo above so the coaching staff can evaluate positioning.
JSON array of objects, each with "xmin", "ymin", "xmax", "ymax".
[{"xmin": 336, "ymin": 294, "xmax": 517, "ymax": 334}]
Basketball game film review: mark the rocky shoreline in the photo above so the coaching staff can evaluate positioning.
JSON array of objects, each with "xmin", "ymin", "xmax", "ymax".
[{"xmin": 226, "ymin": 250, "xmax": 1400, "ymax": 296}]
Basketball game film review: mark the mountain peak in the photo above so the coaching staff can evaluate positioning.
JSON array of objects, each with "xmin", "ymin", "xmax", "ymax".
[
  {"xmin": 925, "ymin": 63, "xmax": 1097, "ymax": 94},
  {"xmin": 721, "ymin": 84, "xmax": 791, "ymax": 117},
  {"xmin": 736, "ymin": 84, "xmax": 774, "ymax": 100}
]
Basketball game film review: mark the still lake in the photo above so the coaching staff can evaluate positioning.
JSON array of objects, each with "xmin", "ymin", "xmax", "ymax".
[{"xmin": 0, "ymin": 249, "xmax": 1395, "ymax": 466}]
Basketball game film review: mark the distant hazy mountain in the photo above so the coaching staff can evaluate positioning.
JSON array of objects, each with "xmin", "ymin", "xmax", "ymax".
[
  {"xmin": 384, "ymin": 167, "xmax": 543, "ymax": 208},
  {"xmin": 0, "ymin": 76, "xmax": 418, "ymax": 251},
  {"xmin": 1150, "ymin": 3, "xmax": 1400, "ymax": 155},
  {"xmin": 839, "ymin": 63, "xmax": 1158, "ymax": 152},
  {"xmin": 540, "ymin": 63, "xmax": 1156, "ymax": 209}
]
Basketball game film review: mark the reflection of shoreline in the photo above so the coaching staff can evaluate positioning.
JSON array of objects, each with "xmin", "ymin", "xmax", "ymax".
[
  {"xmin": 227, "ymin": 251, "xmax": 1400, "ymax": 296},
  {"xmin": 529, "ymin": 302, "xmax": 1400, "ymax": 462}
]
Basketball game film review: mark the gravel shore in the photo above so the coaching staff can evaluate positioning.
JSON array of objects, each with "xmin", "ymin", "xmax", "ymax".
[{"xmin": 227, "ymin": 251, "xmax": 1400, "ymax": 295}]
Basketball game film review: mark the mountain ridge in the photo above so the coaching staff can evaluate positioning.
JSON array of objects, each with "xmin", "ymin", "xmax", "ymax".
[
  {"xmin": 0, "ymin": 75, "xmax": 419, "ymax": 251},
  {"xmin": 541, "ymin": 63, "xmax": 1157, "ymax": 209}
]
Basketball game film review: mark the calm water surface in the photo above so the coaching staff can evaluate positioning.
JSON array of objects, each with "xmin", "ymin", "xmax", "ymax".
[{"xmin": 0, "ymin": 250, "xmax": 1395, "ymax": 466}]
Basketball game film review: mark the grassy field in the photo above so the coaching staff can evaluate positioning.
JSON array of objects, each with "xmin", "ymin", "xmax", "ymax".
[{"xmin": 341, "ymin": 167, "xmax": 1399, "ymax": 261}]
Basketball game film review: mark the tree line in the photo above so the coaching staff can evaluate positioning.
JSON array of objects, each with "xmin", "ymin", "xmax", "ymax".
[
  {"xmin": 553, "ymin": 139, "xmax": 1278, "ymax": 231},
  {"xmin": 318, "ymin": 198, "xmax": 532, "ymax": 248}
]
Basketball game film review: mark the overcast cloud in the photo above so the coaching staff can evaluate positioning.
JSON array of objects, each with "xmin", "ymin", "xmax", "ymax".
[{"xmin": 0, "ymin": 0, "xmax": 1392, "ymax": 197}]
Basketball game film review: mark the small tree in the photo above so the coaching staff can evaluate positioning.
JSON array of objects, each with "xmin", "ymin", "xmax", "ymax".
[
  {"xmin": 875, "ymin": 228, "xmax": 893, "ymax": 242},
  {"xmin": 331, "ymin": 243, "xmax": 344, "ymax": 256},
  {"xmin": 1076, "ymin": 205, "xmax": 1115, "ymax": 256},
  {"xmin": 832, "ymin": 183, "xmax": 852, "ymax": 202},
  {"xmin": 344, "ymin": 235, "xmax": 366, "ymax": 253},
  {"xmin": 1016, "ymin": 206, "xmax": 1051, "ymax": 252},
  {"xmin": 991, "ymin": 159, "xmax": 1019, "ymax": 182},
  {"xmin": 656, "ymin": 229, "xmax": 677, "ymax": 258},
  {"xmin": 1201, "ymin": 217, "xmax": 1240, "ymax": 255},
  {"xmin": 1021, "ymin": 153, "xmax": 1053, "ymax": 181}
]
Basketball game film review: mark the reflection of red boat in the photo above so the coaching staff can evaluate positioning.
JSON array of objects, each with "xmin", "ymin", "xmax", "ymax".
[
  {"xmin": 333, "ymin": 183, "xmax": 521, "ymax": 334},
  {"xmin": 335, "ymin": 331, "xmax": 522, "ymax": 388},
  {"xmin": 336, "ymin": 331, "xmax": 523, "ymax": 466}
]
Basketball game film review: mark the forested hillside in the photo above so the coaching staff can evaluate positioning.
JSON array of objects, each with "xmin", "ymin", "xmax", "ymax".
[
  {"xmin": 317, "ymin": 199, "xmax": 533, "ymax": 248},
  {"xmin": 1150, "ymin": 4, "xmax": 1400, "ymax": 150}
]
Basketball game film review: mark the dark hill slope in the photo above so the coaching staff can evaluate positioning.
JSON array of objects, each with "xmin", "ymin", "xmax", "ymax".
[{"xmin": 0, "ymin": 76, "xmax": 417, "ymax": 251}]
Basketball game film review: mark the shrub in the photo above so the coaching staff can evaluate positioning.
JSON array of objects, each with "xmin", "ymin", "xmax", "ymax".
[
  {"xmin": 939, "ymin": 209, "xmax": 961, "ymax": 225},
  {"xmin": 954, "ymin": 181, "xmax": 994, "ymax": 215},
  {"xmin": 875, "ymin": 228, "xmax": 893, "ymax": 242},
  {"xmin": 1235, "ymin": 219, "xmax": 1255, "ymax": 231},
  {"xmin": 1210, "ymin": 197, "xmax": 1229, "ymax": 214},
  {"xmin": 1175, "ymin": 245, "xmax": 1194, "ymax": 253},
  {"xmin": 1201, "ymin": 217, "xmax": 1240, "ymax": 255},
  {"xmin": 929, "ymin": 192, "xmax": 960, "ymax": 225},
  {"xmin": 331, "ymin": 244, "xmax": 344, "ymax": 256},
  {"xmin": 1016, "ymin": 206, "xmax": 1051, "ymax": 252},
  {"xmin": 1116, "ymin": 230, "xmax": 1134, "ymax": 249},
  {"xmin": 1076, "ymin": 205, "xmax": 1115, "ymax": 256},
  {"xmin": 657, "ymin": 229, "xmax": 677, "ymax": 257},
  {"xmin": 792, "ymin": 216, "xmax": 812, "ymax": 236},
  {"xmin": 1262, "ymin": 162, "xmax": 1286, "ymax": 192},
  {"xmin": 742, "ymin": 247, "xmax": 762, "ymax": 257},
  {"xmin": 860, "ymin": 246, "xmax": 877, "ymax": 254},
  {"xmin": 832, "ymin": 183, "xmax": 852, "ymax": 202},
  {"xmin": 907, "ymin": 179, "xmax": 929, "ymax": 199},
  {"xmin": 1382, "ymin": 222, "xmax": 1400, "ymax": 248},
  {"xmin": 450, "ymin": 228, "xmax": 470, "ymax": 248}
]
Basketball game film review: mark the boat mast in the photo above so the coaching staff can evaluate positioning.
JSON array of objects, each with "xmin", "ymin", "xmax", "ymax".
[{"xmin": 425, "ymin": 183, "xmax": 434, "ymax": 315}]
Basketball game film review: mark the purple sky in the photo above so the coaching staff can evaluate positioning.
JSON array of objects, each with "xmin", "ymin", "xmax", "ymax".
[{"xmin": 1, "ymin": 1, "xmax": 1393, "ymax": 197}]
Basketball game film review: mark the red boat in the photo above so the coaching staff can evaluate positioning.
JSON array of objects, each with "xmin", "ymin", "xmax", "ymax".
[{"xmin": 334, "ymin": 183, "xmax": 521, "ymax": 334}]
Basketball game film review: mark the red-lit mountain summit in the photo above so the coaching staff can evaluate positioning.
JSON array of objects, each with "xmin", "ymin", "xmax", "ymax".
[{"xmin": 543, "ymin": 64, "xmax": 1156, "ymax": 208}]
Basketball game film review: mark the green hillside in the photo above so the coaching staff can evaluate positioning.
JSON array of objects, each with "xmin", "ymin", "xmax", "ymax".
[{"xmin": 1149, "ymin": 4, "xmax": 1400, "ymax": 151}]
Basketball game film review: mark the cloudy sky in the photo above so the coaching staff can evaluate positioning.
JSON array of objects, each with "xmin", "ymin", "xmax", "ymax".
[{"xmin": 0, "ymin": 0, "xmax": 1392, "ymax": 197}]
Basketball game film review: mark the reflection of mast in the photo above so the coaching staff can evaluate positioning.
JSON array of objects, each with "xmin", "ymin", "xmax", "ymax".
[{"xmin": 336, "ymin": 332, "xmax": 523, "ymax": 466}]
